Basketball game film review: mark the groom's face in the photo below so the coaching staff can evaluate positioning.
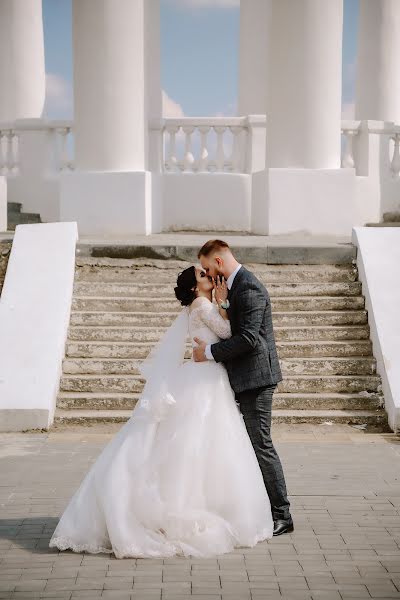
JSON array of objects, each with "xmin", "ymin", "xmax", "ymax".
[{"xmin": 199, "ymin": 255, "xmax": 224, "ymax": 281}]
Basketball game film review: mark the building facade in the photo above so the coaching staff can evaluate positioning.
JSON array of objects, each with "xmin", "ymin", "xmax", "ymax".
[{"xmin": 1, "ymin": 0, "xmax": 400, "ymax": 235}]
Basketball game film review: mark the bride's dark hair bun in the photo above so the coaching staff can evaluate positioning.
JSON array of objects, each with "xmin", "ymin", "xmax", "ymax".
[{"xmin": 174, "ymin": 266, "xmax": 197, "ymax": 306}]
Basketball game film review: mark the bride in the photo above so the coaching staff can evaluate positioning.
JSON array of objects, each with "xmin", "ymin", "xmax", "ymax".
[{"xmin": 49, "ymin": 265, "xmax": 274, "ymax": 558}]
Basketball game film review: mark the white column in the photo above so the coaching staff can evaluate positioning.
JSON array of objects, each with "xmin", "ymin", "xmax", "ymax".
[
  {"xmin": 266, "ymin": 0, "xmax": 343, "ymax": 168},
  {"xmin": 73, "ymin": 0, "xmax": 158, "ymax": 172},
  {"xmin": 238, "ymin": 0, "xmax": 271, "ymax": 116},
  {"xmin": 0, "ymin": 0, "xmax": 45, "ymax": 122},
  {"xmin": 355, "ymin": 0, "xmax": 400, "ymax": 122},
  {"xmin": 61, "ymin": 0, "xmax": 162, "ymax": 235}
]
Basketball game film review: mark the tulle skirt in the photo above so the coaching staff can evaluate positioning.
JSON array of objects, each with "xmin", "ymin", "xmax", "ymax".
[{"xmin": 49, "ymin": 361, "xmax": 274, "ymax": 558}]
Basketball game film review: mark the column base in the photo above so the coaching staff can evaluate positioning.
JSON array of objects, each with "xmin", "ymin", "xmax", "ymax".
[
  {"xmin": 60, "ymin": 171, "xmax": 161, "ymax": 236},
  {"xmin": 252, "ymin": 168, "xmax": 357, "ymax": 236}
]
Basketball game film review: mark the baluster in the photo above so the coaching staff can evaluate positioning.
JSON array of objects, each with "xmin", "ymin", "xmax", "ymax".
[
  {"xmin": 165, "ymin": 125, "xmax": 178, "ymax": 171},
  {"xmin": 341, "ymin": 129, "xmax": 356, "ymax": 168},
  {"xmin": 12, "ymin": 131, "xmax": 20, "ymax": 174},
  {"xmin": 230, "ymin": 126, "xmax": 244, "ymax": 173},
  {"xmin": 5, "ymin": 132, "xmax": 12, "ymax": 173},
  {"xmin": 58, "ymin": 128, "xmax": 70, "ymax": 171},
  {"xmin": 214, "ymin": 126, "xmax": 226, "ymax": 172},
  {"xmin": 0, "ymin": 132, "xmax": 7, "ymax": 174},
  {"xmin": 390, "ymin": 134, "xmax": 400, "ymax": 176},
  {"xmin": 198, "ymin": 126, "xmax": 210, "ymax": 172},
  {"xmin": 6, "ymin": 131, "xmax": 18, "ymax": 174},
  {"xmin": 182, "ymin": 125, "xmax": 195, "ymax": 172}
]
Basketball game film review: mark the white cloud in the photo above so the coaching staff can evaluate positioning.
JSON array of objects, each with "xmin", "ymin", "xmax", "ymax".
[
  {"xmin": 215, "ymin": 102, "xmax": 237, "ymax": 117},
  {"xmin": 44, "ymin": 73, "xmax": 73, "ymax": 119},
  {"xmin": 166, "ymin": 0, "xmax": 239, "ymax": 9},
  {"xmin": 342, "ymin": 101, "xmax": 355, "ymax": 120},
  {"xmin": 162, "ymin": 90, "xmax": 185, "ymax": 118}
]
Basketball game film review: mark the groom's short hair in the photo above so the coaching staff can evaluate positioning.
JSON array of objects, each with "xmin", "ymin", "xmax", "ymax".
[{"xmin": 198, "ymin": 239, "xmax": 230, "ymax": 258}]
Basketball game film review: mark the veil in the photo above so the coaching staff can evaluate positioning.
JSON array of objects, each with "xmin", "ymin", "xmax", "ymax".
[{"xmin": 135, "ymin": 307, "xmax": 190, "ymax": 422}]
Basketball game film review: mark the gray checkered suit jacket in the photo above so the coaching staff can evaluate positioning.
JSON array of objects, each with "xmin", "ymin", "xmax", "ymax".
[{"xmin": 210, "ymin": 266, "xmax": 282, "ymax": 394}]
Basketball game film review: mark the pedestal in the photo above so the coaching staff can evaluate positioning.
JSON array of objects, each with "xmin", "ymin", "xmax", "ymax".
[{"xmin": 60, "ymin": 171, "xmax": 161, "ymax": 236}]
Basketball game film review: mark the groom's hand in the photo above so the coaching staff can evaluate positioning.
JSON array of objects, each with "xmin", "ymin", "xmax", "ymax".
[{"xmin": 193, "ymin": 338, "xmax": 208, "ymax": 362}]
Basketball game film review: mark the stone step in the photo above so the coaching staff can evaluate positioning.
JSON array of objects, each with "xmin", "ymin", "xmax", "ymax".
[
  {"xmin": 366, "ymin": 222, "xmax": 400, "ymax": 227},
  {"xmin": 69, "ymin": 310, "xmax": 368, "ymax": 328},
  {"xmin": 65, "ymin": 339, "xmax": 373, "ymax": 359},
  {"xmin": 57, "ymin": 391, "xmax": 383, "ymax": 411},
  {"xmin": 71, "ymin": 295, "xmax": 365, "ymax": 312},
  {"xmin": 73, "ymin": 281, "xmax": 362, "ymax": 298},
  {"xmin": 59, "ymin": 374, "xmax": 380, "ymax": 394},
  {"xmin": 53, "ymin": 407, "xmax": 388, "ymax": 427},
  {"xmin": 7, "ymin": 212, "xmax": 41, "ymax": 224},
  {"xmin": 268, "ymin": 409, "xmax": 387, "ymax": 426},
  {"xmin": 76, "ymin": 241, "xmax": 356, "ymax": 265},
  {"xmin": 62, "ymin": 356, "xmax": 376, "ymax": 377},
  {"xmin": 383, "ymin": 211, "xmax": 400, "ymax": 222},
  {"xmin": 67, "ymin": 324, "xmax": 370, "ymax": 342},
  {"xmin": 7, "ymin": 202, "xmax": 22, "ymax": 214},
  {"xmin": 7, "ymin": 213, "xmax": 42, "ymax": 231},
  {"xmin": 74, "ymin": 264, "xmax": 359, "ymax": 284}
]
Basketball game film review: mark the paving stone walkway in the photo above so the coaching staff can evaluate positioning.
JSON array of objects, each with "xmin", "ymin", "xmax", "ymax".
[{"xmin": 1, "ymin": 423, "xmax": 400, "ymax": 600}]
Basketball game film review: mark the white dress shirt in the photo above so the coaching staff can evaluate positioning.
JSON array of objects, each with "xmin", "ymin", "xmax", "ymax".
[{"xmin": 204, "ymin": 264, "xmax": 242, "ymax": 360}]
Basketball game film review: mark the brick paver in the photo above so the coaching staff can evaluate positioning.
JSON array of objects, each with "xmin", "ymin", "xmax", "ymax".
[{"xmin": 0, "ymin": 423, "xmax": 400, "ymax": 599}]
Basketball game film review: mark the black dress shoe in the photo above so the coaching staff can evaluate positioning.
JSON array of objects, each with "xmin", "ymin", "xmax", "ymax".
[{"xmin": 273, "ymin": 518, "xmax": 294, "ymax": 536}]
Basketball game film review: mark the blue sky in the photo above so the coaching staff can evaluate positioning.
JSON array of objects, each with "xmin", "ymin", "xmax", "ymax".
[{"xmin": 43, "ymin": 0, "xmax": 359, "ymax": 120}]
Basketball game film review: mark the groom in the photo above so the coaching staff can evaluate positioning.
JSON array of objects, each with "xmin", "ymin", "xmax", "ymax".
[{"xmin": 193, "ymin": 239, "xmax": 293, "ymax": 536}]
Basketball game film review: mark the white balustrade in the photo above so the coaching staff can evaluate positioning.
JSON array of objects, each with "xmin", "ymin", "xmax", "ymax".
[
  {"xmin": 2, "ymin": 116, "xmax": 400, "ymax": 181},
  {"xmin": 0, "ymin": 120, "xmax": 74, "ymax": 176},
  {"xmin": 341, "ymin": 120, "xmax": 400, "ymax": 177},
  {"xmin": 154, "ymin": 118, "xmax": 249, "ymax": 173},
  {"xmin": 367, "ymin": 124, "xmax": 400, "ymax": 178}
]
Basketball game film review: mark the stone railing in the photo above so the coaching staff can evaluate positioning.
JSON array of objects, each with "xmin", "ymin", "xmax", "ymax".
[
  {"xmin": 0, "ymin": 119, "xmax": 74, "ymax": 176},
  {"xmin": 341, "ymin": 120, "xmax": 400, "ymax": 176},
  {"xmin": 151, "ymin": 116, "xmax": 266, "ymax": 174},
  {"xmin": 2, "ymin": 117, "xmax": 400, "ymax": 178}
]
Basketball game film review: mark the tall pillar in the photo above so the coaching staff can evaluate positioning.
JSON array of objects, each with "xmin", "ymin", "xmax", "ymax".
[
  {"xmin": 355, "ymin": 0, "xmax": 400, "ymax": 122},
  {"xmin": 0, "ymin": 0, "xmax": 45, "ymax": 121},
  {"xmin": 61, "ymin": 0, "xmax": 162, "ymax": 235},
  {"xmin": 266, "ymin": 0, "xmax": 343, "ymax": 169},
  {"xmin": 238, "ymin": 0, "xmax": 271, "ymax": 116},
  {"xmin": 73, "ymin": 0, "xmax": 159, "ymax": 172}
]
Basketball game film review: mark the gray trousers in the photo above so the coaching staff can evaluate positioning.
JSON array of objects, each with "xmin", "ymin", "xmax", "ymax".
[{"xmin": 235, "ymin": 385, "xmax": 291, "ymax": 521}]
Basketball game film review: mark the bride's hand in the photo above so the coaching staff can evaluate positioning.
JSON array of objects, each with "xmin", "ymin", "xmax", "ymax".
[{"xmin": 214, "ymin": 275, "xmax": 228, "ymax": 306}]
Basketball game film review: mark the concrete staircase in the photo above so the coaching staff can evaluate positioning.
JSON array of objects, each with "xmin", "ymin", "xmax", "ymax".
[
  {"xmin": 7, "ymin": 202, "xmax": 41, "ymax": 231},
  {"xmin": 54, "ymin": 256, "xmax": 388, "ymax": 429}
]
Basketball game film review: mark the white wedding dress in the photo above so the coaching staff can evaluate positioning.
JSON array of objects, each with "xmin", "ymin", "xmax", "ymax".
[{"xmin": 49, "ymin": 297, "xmax": 274, "ymax": 558}]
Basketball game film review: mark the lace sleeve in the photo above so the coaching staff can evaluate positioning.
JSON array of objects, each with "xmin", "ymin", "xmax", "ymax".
[{"xmin": 198, "ymin": 299, "xmax": 232, "ymax": 340}]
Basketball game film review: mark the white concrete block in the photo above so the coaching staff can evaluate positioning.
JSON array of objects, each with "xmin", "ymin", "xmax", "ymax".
[
  {"xmin": 267, "ymin": 168, "xmax": 357, "ymax": 236},
  {"xmin": 60, "ymin": 171, "xmax": 158, "ymax": 235},
  {"xmin": 353, "ymin": 227, "xmax": 400, "ymax": 432},
  {"xmin": 163, "ymin": 173, "xmax": 251, "ymax": 232},
  {"xmin": 0, "ymin": 222, "xmax": 78, "ymax": 431}
]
